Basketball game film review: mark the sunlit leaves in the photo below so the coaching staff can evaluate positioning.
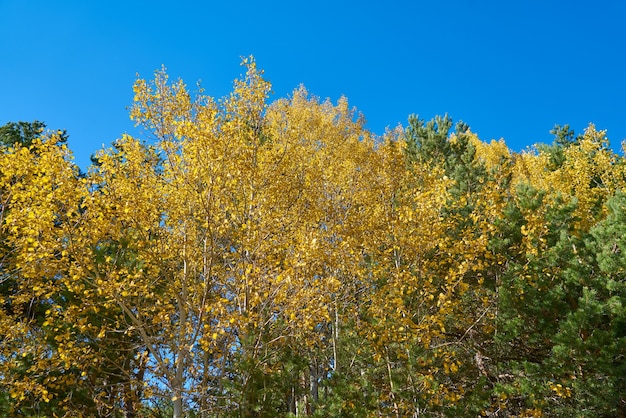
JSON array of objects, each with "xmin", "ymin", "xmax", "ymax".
[{"xmin": 2, "ymin": 59, "xmax": 626, "ymax": 417}]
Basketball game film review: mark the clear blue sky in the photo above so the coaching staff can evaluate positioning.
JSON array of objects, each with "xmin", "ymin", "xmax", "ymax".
[{"xmin": 1, "ymin": 1, "xmax": 625, "ymax": 169}]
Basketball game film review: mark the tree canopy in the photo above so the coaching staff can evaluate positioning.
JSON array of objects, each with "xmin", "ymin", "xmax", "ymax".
[{"xmin": 1, "ymin": 58, "xmax": 625, "ymax": 417}]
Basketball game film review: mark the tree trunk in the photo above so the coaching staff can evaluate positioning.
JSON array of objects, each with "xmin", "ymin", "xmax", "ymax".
[
  {"xmin": 309, "ymin": 362, "xmax": 319, "ymax": 414},
  {"xmin": 172, "ymin": 388, "xmax": 184, "ymax": 418}
]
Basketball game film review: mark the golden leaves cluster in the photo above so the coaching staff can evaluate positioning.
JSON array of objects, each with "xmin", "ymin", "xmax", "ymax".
[{"xmin": 3, "ymin": 58, "xmax": 623, "ymax": 416}]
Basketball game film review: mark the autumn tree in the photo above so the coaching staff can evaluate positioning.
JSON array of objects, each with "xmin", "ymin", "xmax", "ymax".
[
  {"xmin": 3, "ymin": 61, "xmax": 626, "ymax": 418},
  {"xmin": 0, "ymin": 132, "xmax": 103, "ymax": 416}
]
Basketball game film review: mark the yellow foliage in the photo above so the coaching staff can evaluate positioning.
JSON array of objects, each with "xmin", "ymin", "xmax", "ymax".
[{"xmin": 4, "ymin": 58, "xmax": 620, "ymax": 416}]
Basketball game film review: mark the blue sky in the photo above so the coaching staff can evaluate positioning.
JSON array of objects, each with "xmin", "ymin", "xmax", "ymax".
[{"xmin": 1, "ymin": 1, "xmax": 625, "ymax": 169}]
